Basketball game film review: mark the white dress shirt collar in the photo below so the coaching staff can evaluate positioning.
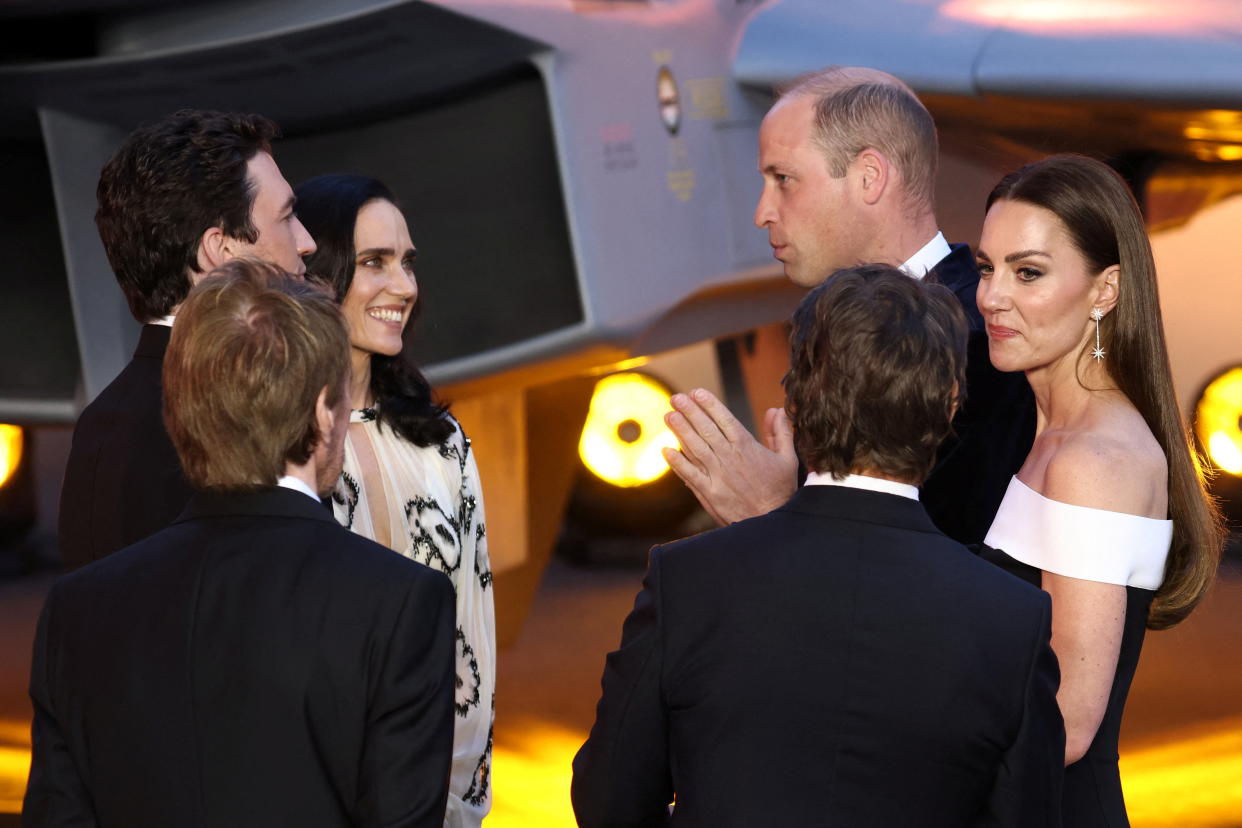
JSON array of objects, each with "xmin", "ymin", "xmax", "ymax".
[
  {"xmin": 277, "ymin": 475, "xmax": 321, "ymax": 502},
  {"xmin": 899, "ymin": 231, "xmax": 951, "ymax": 280},
  {"xmin": 804, "ymin": 471, "xmax": 919, "ymax": 501}
]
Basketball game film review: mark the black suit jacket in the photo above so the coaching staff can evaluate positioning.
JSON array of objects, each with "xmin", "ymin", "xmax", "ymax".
[
  {"xmin": 58, "ymin": 324, "xmax": 194, "ymax": 570},
  {"xmin": 25, "ymin": 487, "xmax": 456, "ymax": 828},
  {"xmin": 572, "ymin": 485, "xmax": 1063, "ymax": 828},
  {"xmin": 923, "ymin": 244, "xmax": 1036, "ymax": 545}
]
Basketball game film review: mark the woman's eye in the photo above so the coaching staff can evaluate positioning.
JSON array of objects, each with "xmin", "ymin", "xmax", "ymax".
[
  {"xmin": 1017, "ymin": 267, "xmax": 1043, "ymax": 281},
  {"xmin": 976, "ymin": 261, "xmax": 992, "ymax": 276},
  {"xmin": 401, "ymin": 258, "xmax": 416, "ymax": 273},
  {"xmin": 360, "ymin": 257, "xmax": 381, "ymax": 269}
]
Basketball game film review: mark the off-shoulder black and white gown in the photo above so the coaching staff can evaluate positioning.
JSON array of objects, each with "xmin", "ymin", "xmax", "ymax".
[{"xmin": 980, "ymin": 476, "xmax": 1171, "ymax": 828}]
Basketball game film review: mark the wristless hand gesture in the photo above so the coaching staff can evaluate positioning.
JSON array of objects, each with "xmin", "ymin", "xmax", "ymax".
[{"xmin": 663, "ymin": 389, "xmax": 798, "ymax": 525}]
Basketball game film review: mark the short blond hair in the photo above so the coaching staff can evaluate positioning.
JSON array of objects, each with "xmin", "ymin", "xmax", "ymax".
[
  {"xmin": 163, "ymin": 258, "xmax": 350, "ymax": 490},
  {"xmin": 781, "ymin": 66, "xmax": 938, "ymax": 209}
]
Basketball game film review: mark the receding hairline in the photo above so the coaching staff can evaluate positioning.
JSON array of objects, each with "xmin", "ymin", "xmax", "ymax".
[{"xmin": 777, "ymin": 65, "xmax": 921, "ymax": 103}]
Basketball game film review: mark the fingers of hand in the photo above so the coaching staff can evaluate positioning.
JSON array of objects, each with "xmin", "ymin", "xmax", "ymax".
[
  {"xmin": 692, "ymin": 388, "xmax": 744, "ymax": 443},
  {"xmin": 663, "ymin": 445, "xmax": 708, "ymax": 489},
  {"xmin": 670, "ymin": 391, "xmax": 730, "ymax": 447}
]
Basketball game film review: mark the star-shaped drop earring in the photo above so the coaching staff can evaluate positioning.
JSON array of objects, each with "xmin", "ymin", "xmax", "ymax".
[{"xmin": 1090, "ymin": 308, "xmax": 1106, "ymax": 362}]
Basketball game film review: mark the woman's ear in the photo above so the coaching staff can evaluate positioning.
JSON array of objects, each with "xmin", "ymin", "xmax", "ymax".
[{"xmin": 1093, "ymin": 265, "xmax": 1121, "ymax": 317}]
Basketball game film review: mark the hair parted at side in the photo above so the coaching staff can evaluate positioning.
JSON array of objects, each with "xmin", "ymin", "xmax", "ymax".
[
  {"xmin": 162, "ymin": 257, "xmax": 350, "ymax": 491},
  {"xmin": 96, "ymin": 109, "xmax": 279, "ymax": 323},
  {"xmin": 294, "ymin": 173, "xmax": 453, "ymax": 448},
  {"xmin": 785, "ymin": 263, "xmax": 967, "ymax": 484},
  {"xmin": 988, "ymin": 153, "xmax": 1225, "ymax": 629},
  {"xmin": 780, "ymin": 66, "xmax": 939, "ymax": 210}
]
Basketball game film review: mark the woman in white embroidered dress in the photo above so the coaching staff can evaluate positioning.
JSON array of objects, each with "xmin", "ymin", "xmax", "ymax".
[
  {"xmin": 975, "ymin": 154, "xmax": 1223, "ymax": 827},
  {"xmin": 295, "ymin": 174, "xmax": 495, "ymax": 828}
]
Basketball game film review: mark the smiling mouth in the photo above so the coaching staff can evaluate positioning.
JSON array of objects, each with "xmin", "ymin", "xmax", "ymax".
[
  {"xmin": 367, "ymin": 308, "xmax": 404, "ymax": 323},
  {"xmin": 986, "ymin": 324, "xmax": 1018, "ymax": 339}
]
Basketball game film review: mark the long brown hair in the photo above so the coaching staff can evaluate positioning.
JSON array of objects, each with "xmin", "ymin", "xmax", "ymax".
[{"xmin": 988, "ymin": 154, "xmax": 1224, "ymax": 629}]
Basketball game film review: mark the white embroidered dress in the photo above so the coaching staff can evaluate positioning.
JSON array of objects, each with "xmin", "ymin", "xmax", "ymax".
[{"xmin": 332, "ymin": 410, "xmax": 495, "ymax": 828}]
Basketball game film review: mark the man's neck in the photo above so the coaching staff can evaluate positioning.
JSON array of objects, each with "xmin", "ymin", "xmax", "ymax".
[
  {"xmin": 804, "ymin": 469, "xmax": 920, "ymax": 500},
  {"xmin": 870, "ymin": 208, "xmax": 940, "ymax": 267},
  {"xmin": 281, "ymin": 460, "xmax": 320, "ymax": 498}
]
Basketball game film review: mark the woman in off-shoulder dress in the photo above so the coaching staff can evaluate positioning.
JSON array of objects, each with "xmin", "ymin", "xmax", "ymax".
[
  {"xmin": 295, "ymin": 175, "xmax": 495, "ymax": 828},
  {"xmin": 973, "ymin": 154, "xmax": 1224, "ymax": 827}
]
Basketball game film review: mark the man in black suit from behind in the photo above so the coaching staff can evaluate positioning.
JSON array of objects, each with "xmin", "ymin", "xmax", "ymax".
[
  {"xmin": 664, "ymin": 66, "xmax": 1035, "ymax": 545},
  {"xmin": 58, "ymin": 109, "xmax": 316, "ymax": 570},
  {"xmin": 573, "ymin": 265, "xmax": 1063, "ymax": 827},
  {"xmin": 25, "ymin": 260, "xmax": 456, "ymax": 827}
]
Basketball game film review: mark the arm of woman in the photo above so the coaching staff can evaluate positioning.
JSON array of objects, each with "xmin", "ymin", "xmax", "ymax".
[
  {"xmin": 1039, "ymin": 435, "xmax": 1163, "ymax": 765},
  {"xmin": 1040, "ymin": 572, "xmax": 1125, "ymax": 765}
]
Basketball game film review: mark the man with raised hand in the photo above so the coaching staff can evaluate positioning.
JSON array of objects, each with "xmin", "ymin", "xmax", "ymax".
[{"xmin": 665, "ymin": 66, "xmax": 1034, "ymax": 544}]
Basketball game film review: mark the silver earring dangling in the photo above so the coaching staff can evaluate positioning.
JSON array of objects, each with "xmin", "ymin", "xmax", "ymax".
[{"xmin": 1090, "ymin": 308, "xmax": 1106, "ymax": 362}]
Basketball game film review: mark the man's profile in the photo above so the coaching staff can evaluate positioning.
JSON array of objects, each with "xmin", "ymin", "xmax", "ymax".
[
  {"xmin": 664, "ymin": 66, "xmax": 1035, "ymax": 545},
  {"xmin": 59, "ymin": 109, "xmax": 316, "ymax": 570}
]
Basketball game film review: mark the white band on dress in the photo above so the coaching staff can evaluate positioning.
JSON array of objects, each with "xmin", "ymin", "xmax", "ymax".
[{"xmin": 983, "ymin": 476, "xmax": 1171, "ymax": 590}]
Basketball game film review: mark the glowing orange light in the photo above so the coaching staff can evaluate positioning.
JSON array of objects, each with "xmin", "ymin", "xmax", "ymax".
[
  {"xmin": 1195, "ymin": 367, "xmax": 1242, "ymax": 476},
  {"xmin": 578, "ymin": 373, "xmax": 678, "ymax": 488},
  {"xmin": 0, "ymin": 425, "xmax": 23, "ymax": 490},
  {"xmin": 1120, "ymin": 717, "xmax": 1242, "ymax": 826}
]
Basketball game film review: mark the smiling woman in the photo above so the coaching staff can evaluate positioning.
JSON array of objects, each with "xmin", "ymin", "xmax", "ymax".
[{"xmin": 295, "ymin": 174, "xmax": 496, "ymax": 828}]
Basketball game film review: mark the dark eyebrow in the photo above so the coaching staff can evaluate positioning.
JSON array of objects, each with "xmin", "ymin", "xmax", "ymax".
[
  {"xmin": 356, "ymin": 247, "xmax": 395, "ymax": 259},
  {"xmin": 1004, "ymin": 249, "xmax": 1050, "ymax": 263},
  {"xmin": 404, "ymin": 247, "xmax": 418, "ymax": 260}
]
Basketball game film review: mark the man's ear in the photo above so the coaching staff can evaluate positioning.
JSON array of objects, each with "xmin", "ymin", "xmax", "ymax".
[
  {"xmin": 854, "ymin": 148, "xmax": 890, "ymax": 207},
  {"xmin": 196, "ymin": 226, "xmax": 230, "ymax": 277},
  {"xmin": 1093, "ymin": 265, "xmax": 1121, "ymax": 317},
  {"xmin": 313, "ymin": 386, "xmax": 335, "ymax": 452}
]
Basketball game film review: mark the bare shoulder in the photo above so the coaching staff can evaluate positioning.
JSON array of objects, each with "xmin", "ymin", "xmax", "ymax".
[{"xmin": 1042, "ymin": 409, "xmax": 1167, "ymax": 518}]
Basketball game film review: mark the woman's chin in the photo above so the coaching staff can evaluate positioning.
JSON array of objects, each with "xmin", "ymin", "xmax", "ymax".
[
  {"xmin": 987, "ymin": 349, "xmax": 1027, "ymax": 374},
  {"xmin": 353, "ymin": 338, "xmax": 405, "ymax": 359}
]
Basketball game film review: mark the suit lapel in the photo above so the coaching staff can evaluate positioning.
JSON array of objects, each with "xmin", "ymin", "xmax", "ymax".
[
  {"xmin": 134, "ymin": 323, "xmax": 172, "ymax": 360},
  {"xmin": 927, "ymin": 243, "xmax": 984, "ymax": 332}
]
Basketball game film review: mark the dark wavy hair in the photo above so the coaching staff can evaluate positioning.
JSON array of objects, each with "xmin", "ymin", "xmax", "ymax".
[
  {"xmin": 96, "ymin": 109, "xmax": 278, "ymax": 322},
  {"xmin": 785, "ymin": 263, "xmax": 967, "ymax": 484},
  {"xmin": 987, "ymin": 154, "xmax": 1224, "ymax": 630},
  {"xmin": 294, "ymin": 174, "xmax": 453, "ymax": 447}
]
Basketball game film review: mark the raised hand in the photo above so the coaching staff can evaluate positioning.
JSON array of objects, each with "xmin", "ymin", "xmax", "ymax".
[{"xmin": 663, "ymin": 388, "xmax": 798, "ymax": 525}]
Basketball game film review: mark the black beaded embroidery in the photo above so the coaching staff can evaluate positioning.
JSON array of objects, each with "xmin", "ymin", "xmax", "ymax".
[{"xmin": 455, "ymin": 626, "xmax": 482, "ymax": 717}]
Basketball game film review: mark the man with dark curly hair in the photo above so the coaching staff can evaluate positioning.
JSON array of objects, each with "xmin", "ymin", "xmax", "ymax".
[
  {"xmin": 58, "ymin": 108, "xmax": 316, "ymax": 570},
  {"xmin": 574, "ymin": 265, "xmax": 1063, "ymax": 828}
]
